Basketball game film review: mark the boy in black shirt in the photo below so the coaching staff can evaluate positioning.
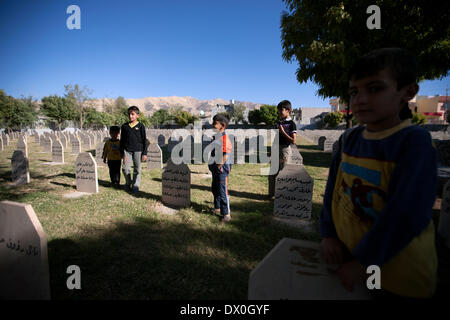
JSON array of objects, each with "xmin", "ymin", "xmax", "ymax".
[
  {"xmin": 268, "ymin": 100, "xmax": 297, "ymax": 197},
  {"xmin": 120, "ymin": 106, "xmax": 149, "ymax": 193}
]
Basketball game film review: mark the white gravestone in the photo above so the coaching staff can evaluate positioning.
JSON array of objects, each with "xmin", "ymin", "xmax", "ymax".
[
  {"xmin": 51, "ymin": 139, "xmax": 64, "ymax": 163},
  {"xmin": 17, "ymin": 136, "xmax": 28, "ymax": 158},
  {"xmin": 438, "ymin": 180, "xmax": 450, "ymax": 248},
  {"xmin": 71, "ymin": 136, "xmax": 81, "ymax": 155},
  {"xmin": 288, "ymin": 145, "xmax": 303, "ymax": 165},
  {"xmin": 147, "ymin": 143, "xmax": 163, "ymax": 169},
  {"xmin": 11, "ymin": 150, "xmax": 30, "ymax": 185},
  {"xmin": 162, "ymin": 159, "xmax": 191, "ymax": 208},
  {"xmin": 0, "ymin": 201, "xmax": 51, "ymax": 300},
  {"xmin": 274, "ymin": 164, "xmax": 313, "ymax": 220},
  {"xmin": 75, "ymin": 153, "xmax": 99, "ymax": 193},
  {"xmin": 248, "ymin": 238, "xmax": 372, "ymax": 300}
]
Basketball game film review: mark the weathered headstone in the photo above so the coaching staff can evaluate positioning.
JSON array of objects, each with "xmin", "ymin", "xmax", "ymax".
[
  {"xmin": 75, "ymin": 153, "xmax": 99, "ymax": 193},
  {"xmin": 42, "ymin": 136, "xmax": 52, "ymax": 153},
  {"xmin": 71, "ymin": 136, "xmax": 81, "ymax": 155},
  {"xmin": 288, "ymin": 145, "xmax": 303, "ymax": 165},
  {"xmin": 0, "ymin": 201, "xmax": 51, "ymax": 300},
  {"xmin": 274, "ymin": 164, "xmax": 313, "ymax": 220},
  {"xmin": 162, "ymin": 159, "xmax": 190, "ymax": 208},
  {"xmin": 438, "ymin": 180, "xmax": 450, "ymax": 248},
  {"xmin": 11, "ymin": 150, "xmax": 30, "ymax": 185},
  {"xmin": 51, "ymin": 139, "xmax": 64, "ymax": 163},
  {"xmin": 95, "ymin": 141, "xmax": 105, "ymax": 167},
  {"xmin": 17, "ymin": 136, "xmax": 28, "ymax": 158},
  {"xmin": 147, "ymin": 143, "xmax": 163, "ymax": 169},
  {"xmin": 248, "ymin": 238, "xmax": 371, "ymax": 300}
]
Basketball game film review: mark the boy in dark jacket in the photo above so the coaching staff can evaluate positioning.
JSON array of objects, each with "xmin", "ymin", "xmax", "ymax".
[{"xmin": 120, "ymin": 106, "xmax": 149, "ymax": 193}]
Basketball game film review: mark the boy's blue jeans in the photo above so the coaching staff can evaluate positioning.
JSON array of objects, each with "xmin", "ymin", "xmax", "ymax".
[
  {"xmin": 210, "ymin": 165, "xmax": 231, "ymax": 216},
  {"xmin": 122, "ymin": 150, "xmax": 142, "ymax": 189}
]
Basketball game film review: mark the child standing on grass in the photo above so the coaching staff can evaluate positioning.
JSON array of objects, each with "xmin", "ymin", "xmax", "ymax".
[
  {"xmin": 120, "ymin": 106, "xmax": 148, "ymax": 193},
  {"xmin": 320, "ymin": 48, "xmax": 437, "ymax": 298},
  {"xmin": 268, "ymin": 100, "xmax": 297, "ymax": 197},
  {"xmin": 208, "ymin": 114, "xmax": 233, "ymax": 223},
  {"xmin": 102, "ymin": 126, "xmax": 122, "ymax": 188}
]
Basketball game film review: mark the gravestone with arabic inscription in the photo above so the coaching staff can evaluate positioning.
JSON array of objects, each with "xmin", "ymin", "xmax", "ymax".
[
  {"xmin": 147, "ymin": 143, "xmax": 163, "ymax": 169},
  {"xmin": 248, "ymin": 238, "xmax": 371, "ymax": 300},
  {"xmin": 71, "ymin": 136, "xmax": 81, "ymax": 155},
  {"xmin": 274, "ymin": 164, "xmax": 313, "ymax": 220},
  {"xmin": 11, "ymin": 150, "xmax": 30, "ymax": 185},
  {"xmin": 42, "ymin": 136, "xmax": 52, "ymax": 153},
  {"xmin": 0, "ymin": 201, "xmax": 50, "ymax": 300},
  {"xmin": 75, "ymin": 152, "xmax": 98, "ymax": 193},
  {"xmin": 52, "ymin": 139, "xmax": 64, "ymax": 163},
  {"xmin": 438, "ymin": 180, "xmax": 450, "ymax": 248},
  {"xmin": 162, "ymin": 159, "xmax": 190, "ymax": 208}
]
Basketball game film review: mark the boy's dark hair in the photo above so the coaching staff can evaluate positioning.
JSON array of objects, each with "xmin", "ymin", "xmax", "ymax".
[
  {"xmin": 110, "ymin": 126, "xmax": 120, "ymax": 133},
  {"xmin": 128, "ymin": 106, "xmax": 140, "ymax": 114},
  {"xmin": 277, "ymin": 100, "xmax": 292, "ymax": 111},
  {"xmin": 349, "ymin": 48, "xmax": 417, "ymax": 119},
  {"xmin": 212, "ymin": 114, "xmax": 229, "ymax": 128}
]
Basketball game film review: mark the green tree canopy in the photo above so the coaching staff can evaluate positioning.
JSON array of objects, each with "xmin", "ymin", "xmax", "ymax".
[
  {"xmin": 324, "ymin": 111, "xmax": 345, "ymax": 128},
  {"xmin": 412, "ymin": 112, "xmax": 427, "ymax": 125},
  {"xmin": 280, "ymin": 0, "xmax": 450, "ymax": 102},
  {"xmin": 0, "ymin": 90, "xmax": 37, "ymax": 132},
  {"xmin": 150, "ymin": 109, "xmax": 171, "ymax": 127},
  {"xmin": 64, "ymin": 84, "xmax": 93, "ymax": 129},
  {"xmin": 259, "ymin": 104, "xmax": 278, "ymax": 125},
  {"xmin": 41, "ymin": 95, "xmax": 77, "ymax": 131},
  {"xmin": 230, "ymin": 103, "xmax": 246, "ymax": 123}
]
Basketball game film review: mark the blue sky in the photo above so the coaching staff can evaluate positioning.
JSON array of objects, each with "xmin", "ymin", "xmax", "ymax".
[{"xmin": 0, "ymin": 0, "xmax": 448, "ymax": 109}]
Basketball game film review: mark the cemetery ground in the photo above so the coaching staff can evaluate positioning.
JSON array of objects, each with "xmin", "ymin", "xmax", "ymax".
[{"xmin": 0, "ymin": 137, "xmax": 449, "ymax": 299}]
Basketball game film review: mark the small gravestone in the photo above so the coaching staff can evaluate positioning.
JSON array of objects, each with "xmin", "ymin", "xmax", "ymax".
[
  {"xmin": 42, "ymin": 136, "xmax": 52, "ymax": 153},
  {"xmin": 147, "ymin": 143, "xmax": 163, "ymax": 169},
  {"xmin": 71, "ymin": 136, "xmax": 81, "ymax": 155},
  {"xmin": 324, "ymin": 139, "xmax": 336, "ymax": 153},
  {"xmin": 438, "ymin": 180, "xmax": 450, "ymax": 248},
  {"xmin": 75, "ymin": 153, "xmax": 98, "ymax": 193},
  {"xmin": 162, "ymin": 159, "xmax": 190, "ymax": 208},
  {"xmin": 95, "ymin": 141, "xmax": 105, "ymax": 167},
  {"xmin": 11, "ymin": 150, "xmax": 30, "ymax": 185},
  {"xmin": 52, "ymin": 139, "xmax": 64, "ymax": 163},
  {"xmin": 0, "ymin": 201, "xmax": 51, "ymax": 300},
  {"xmin": 17, "ymin": 136, "xmax": 28, "ymax": 158},
  {"xmin": 59, "ymin": 133, "xmax": 68, "ymax": 149},
  {"xmin": 3, "ymin": 134, "xmax": 9, "ymax": 146},
  {"xmin": 274, "ymin": 164, "xmax": 313, "ymax": 220},
  {"xmin": 288, "ymin": 145, "xmax": 303, "ymax": 165},
  {"xmin": 248, "ymin": 238, "xmax": 371, "ymax": 300}
]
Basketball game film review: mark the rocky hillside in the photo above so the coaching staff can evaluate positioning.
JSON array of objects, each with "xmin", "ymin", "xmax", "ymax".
[{"xmin": 95, "ymin": 96, "xmax": 262, "ymax": 116}]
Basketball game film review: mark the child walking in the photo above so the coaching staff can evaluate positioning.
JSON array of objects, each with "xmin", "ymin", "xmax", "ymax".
[{"xmin": 320, "ymin": 48, "xmax": 437, "ymax": 298}]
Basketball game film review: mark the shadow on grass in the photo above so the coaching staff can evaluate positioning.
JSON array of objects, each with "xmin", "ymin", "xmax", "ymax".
[{"xmin": 47, "ymin": 215, "xmax": 311, "ymax": 300}]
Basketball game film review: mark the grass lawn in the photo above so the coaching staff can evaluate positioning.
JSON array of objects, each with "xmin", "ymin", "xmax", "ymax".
[{"xmin": 0, "ymin": 135, "xmax": 447, "ymax": 299}]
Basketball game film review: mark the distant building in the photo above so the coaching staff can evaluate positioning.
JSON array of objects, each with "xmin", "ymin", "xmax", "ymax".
[
  {"xmin": 329, "ymin": 98, "xmax": 347, "ymax": 113},
  {"xmin": 411, "ymin": 95, "xmax": 449, "ymax": 123},
  {"xmin": 298, "ymin": 107, "xmax": 331, "ymax": 125}
]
